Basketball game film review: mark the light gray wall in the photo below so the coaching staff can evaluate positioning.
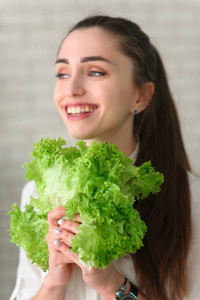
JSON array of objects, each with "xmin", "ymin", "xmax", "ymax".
[{"xmin": 1, "ymin": 0, "xmax": 200, "ymax": 298}]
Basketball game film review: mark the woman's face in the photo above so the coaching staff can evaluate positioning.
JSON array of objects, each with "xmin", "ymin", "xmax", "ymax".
[{"xmin": 54, "ymin": 27, "xmax": 140, "ymax": 145}]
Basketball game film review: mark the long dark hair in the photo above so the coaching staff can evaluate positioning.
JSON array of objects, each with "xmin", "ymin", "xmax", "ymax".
[{"xmin": 65, "ymin": 15, "xmax": 192, "ymax": 300}]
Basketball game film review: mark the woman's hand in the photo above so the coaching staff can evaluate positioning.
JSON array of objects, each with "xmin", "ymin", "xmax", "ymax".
[
  {"xmin": 80, "ymin": 262, "xmax": 127, "ymax": 300},
  {"xmin": 45, "ymin": 206, "xmax": 78, "ymax": 288},
  {"xmin": 48, "ymin": 207, "xmax": 140, "ymax": 300},
  {"xmin": 52, "ymin": 210, "xmax": 127, "ymax": 299},
  {"xmin": 31, "ymin": 206, "xmax": 79, "ymax": 299},
  {"xmin": 33, "ymin": 206, "xmax": 148, "ymax": 300}
]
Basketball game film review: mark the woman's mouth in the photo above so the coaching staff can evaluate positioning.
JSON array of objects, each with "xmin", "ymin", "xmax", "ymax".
[
  {"xmin": 67, "ymin": 105, "xmax": 97, "ymax": 115},
  {"xmin": 64, "ymin": 104, "xmax": 98, "ymax": 120}
]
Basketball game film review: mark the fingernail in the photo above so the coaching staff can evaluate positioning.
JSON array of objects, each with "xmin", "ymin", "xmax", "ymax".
[
  {"xmin": 54, "ymin": 240, "xmax": 60, "ymax": 246},
  {"xmin": 57, "ymin": 218, "xmax": 65, "ymax": 225},
  {"xmin": 55, "ymin": 228, "xmax": 62, "ymax": 234}
]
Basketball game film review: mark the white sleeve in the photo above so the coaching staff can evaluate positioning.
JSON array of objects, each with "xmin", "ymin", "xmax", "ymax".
[{"xmin": 9, "ymin": 182, "xmax": 47, "ymax": 300}]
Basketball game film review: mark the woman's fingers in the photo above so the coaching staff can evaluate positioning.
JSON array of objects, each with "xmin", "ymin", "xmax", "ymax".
[
  {"xmin": 44, "ymin": 207, "xmax": 81, "ymax": 286},
  {"xmin": 46, "ymin": 207, "xmax": 82, "ymax": 266},
  {"xmin": 47, "ymin": 207, "xmax": 81, "ymax": 234},
  {"xmin": 46, "ymin": 229, "xmax": 75, "ymax": 266},
  {"xmin": 46, "ymin": 207, "xmax": 81, "ymax": 251},
  {"xmin": 73, "ymin": 213, "xmax": 82, "ymax": 223},
  {"xmin": 54, "ymin": 227, "xmax": 75, "ymax": 247},
  {"xmin": 53, "ymin": 237, "xmax": 79, "ymax": 264},
  {"xmin": 48, "ymin": 206, "xmax": 66, "ymax": 229},
  {"xmin": 57, "ymin": 218, "xmax": 80, "ymax": 234}
]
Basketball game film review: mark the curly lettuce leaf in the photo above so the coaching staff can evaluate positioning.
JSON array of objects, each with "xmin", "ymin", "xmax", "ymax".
[
  {"xmin": 8, "ymin": 203, "xmax": 49, "ymax": 271},
  {"xmin": 8, "ymin": 137, "xmax": 164, "ymax": 271}
]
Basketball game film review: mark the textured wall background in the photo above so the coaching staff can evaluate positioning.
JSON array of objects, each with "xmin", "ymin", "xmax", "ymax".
[{"xmin": 0, "ymin": 0, "xmax": 199, "ymax": 298}]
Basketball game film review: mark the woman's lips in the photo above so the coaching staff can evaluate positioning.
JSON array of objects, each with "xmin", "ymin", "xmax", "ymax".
[{"xmin": 64, "ymin": 104, "xmax": 98, "ymax": 120}]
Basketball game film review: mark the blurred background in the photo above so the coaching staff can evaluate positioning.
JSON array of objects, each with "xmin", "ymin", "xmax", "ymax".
[{"xmin": 0, "ymin": 0, "xmax": 199, "ymax": 298}]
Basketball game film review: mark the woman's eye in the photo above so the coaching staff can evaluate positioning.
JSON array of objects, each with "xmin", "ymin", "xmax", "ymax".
[
  {"xmin": 55, "ymin": 73, "xmax": 69, "ymax": 79},
  {"xmin": 88, "ymin": 71, "xmax": 106, "ymax": 77}
]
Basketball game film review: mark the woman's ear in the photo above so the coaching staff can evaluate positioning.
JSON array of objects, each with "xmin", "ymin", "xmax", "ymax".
[{"xmin": 132, "ymin": 82, "xmax": 155, "ymax": 114}]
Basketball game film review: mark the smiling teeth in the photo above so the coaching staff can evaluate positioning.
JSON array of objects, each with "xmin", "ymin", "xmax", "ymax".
[{"xmin": 67, "ymin": 106, "xmax": 96, "ymax": 114}]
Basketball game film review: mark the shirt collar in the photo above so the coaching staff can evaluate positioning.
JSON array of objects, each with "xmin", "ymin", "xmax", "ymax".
[{"xmin": 129, "ymin": 142, "xmax": 139, "ymax": 160}]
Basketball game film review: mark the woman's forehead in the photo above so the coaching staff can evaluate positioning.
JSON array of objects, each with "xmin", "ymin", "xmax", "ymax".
[
  {"xmin": 59, "ymin": 27, "xmax": 119, "ymax": 57},
  {"xmin": 57, "ymin": 27, "xmax": 134, "ymax": 76}
]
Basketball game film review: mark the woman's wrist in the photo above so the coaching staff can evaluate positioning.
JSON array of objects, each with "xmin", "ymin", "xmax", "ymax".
[
  {"xmin": 100, "ymin": 274, "xmax": 131, "ymax": 300},
  {"xmin": 30, "ymin": 275, "xmax": 66, "ymax": 300},
  {"xmin": 43, "ymin": 273, "xmax": 67, "ymax": 291}
]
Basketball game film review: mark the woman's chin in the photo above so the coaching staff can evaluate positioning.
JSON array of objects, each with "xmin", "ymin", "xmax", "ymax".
[{"xmin": 67, "ymin": 130, "xmax": 94, "ymax": 141}]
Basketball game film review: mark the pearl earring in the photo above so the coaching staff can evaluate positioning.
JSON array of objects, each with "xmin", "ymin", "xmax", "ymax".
[{"xmin": 133, "ymin": 109, "xmax": 138, "ymax": 114}]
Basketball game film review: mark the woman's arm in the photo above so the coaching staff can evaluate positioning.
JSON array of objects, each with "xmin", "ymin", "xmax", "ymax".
[
  {"xmin": 31, "ymin": 207, "xmax": 78, "ymax": 300},
  {"xmin": 31, "ymin": 275, "xmax": 66, "ymax": 300},
  {"xmin": 31, "ymin": 205, "xmax": 150, "ymax": 300}
]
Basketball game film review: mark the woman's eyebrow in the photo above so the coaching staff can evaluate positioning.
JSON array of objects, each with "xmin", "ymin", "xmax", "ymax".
[
  {"xmin": 80, "ymin": 56, "xmax": 114, "ymax": 64},
  {"xmin": 55, "ymin": 56, "xmax": 114, "ymax": 65},
  {"xmin": 55, "ymin": 58, "xmax": 69, "ymax": 64}
]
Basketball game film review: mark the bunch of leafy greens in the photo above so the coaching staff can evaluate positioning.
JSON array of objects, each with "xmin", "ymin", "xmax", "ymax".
[{"xmin": 8, "ymin": 137, "xmax": 164, "ymax": 271}]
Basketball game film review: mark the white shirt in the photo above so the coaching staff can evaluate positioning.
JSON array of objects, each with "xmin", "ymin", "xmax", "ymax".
[{"xmin": 10, "ymin": 147, "xmax": 200, "ymax": 299}]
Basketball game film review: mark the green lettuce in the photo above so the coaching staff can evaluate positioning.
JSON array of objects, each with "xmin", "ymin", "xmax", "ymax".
[{"xmin": 8, "ymin": 137, "xmax": 164, "ymax": 271}]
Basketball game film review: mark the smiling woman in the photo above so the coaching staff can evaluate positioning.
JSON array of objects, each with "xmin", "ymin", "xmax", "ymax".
[
  {"xmin": 53, "ymin": 27, "xmax": 146, "ymax": 154},
  {"xmin": 10, "ymin": 15, "xmax": 200, "ymax": 300}
]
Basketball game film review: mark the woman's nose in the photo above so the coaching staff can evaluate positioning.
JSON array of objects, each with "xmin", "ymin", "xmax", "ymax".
[{"xmin": 65, "ymin": 75, "xmax": 85, "ymax": 97}]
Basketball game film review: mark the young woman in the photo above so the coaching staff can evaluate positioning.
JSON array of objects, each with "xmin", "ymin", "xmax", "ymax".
[{"xmin": 10, "ymin": 15, "xmax": 200, "ymax": 300}]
